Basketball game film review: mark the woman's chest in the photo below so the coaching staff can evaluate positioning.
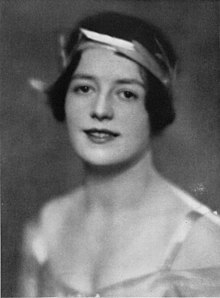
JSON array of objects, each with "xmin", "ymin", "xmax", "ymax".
[{"xmin": 46, "ymin": 216, "xmax": 176, "ymax": 294}]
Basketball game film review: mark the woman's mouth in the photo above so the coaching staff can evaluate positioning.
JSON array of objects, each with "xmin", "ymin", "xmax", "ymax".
[{"xmin": 84, "ymin": 128, "xmax": 119, "ymax": 144}]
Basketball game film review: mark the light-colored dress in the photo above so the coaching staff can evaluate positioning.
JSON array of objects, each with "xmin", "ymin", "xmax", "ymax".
[{"xmin": 18, "ymin": 185, "xmax": 220, "ymax": 297}]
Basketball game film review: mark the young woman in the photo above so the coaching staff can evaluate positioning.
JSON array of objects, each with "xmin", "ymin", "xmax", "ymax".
[{"xmin": 18, "ymin": 12, "xmax": 220, "ymax": 297}]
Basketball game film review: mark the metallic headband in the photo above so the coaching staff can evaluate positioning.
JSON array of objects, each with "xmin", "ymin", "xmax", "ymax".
[
  {"xmin": 65, "ymin": 28, "xmax": 173, "ymax": 86},
  {"xmin": 29, "ymin": 27, "xmax": 174, "ymax": 91}
]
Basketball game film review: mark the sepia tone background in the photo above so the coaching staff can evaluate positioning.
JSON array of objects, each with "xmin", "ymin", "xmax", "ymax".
[{"xmin": 1, "ymin": 0, "xmax": 220, "ymax": 296}]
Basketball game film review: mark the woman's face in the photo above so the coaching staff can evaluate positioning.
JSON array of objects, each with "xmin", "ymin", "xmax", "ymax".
[{"xmin": 65, "ymin": 47, "xmax": 151, "ymax": 167}]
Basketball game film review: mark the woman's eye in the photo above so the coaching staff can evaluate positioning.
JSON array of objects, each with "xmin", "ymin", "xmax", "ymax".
[
  {"xmin": 119, "ymin": 90, "xmax": 138, "ymax": 100},
  {"xmin": 72, "ymin": 85, "xmax": 93, "ymax": 94}
]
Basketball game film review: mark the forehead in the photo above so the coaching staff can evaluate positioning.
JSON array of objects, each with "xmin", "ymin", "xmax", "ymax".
[{"xmin": 74, "ymin": 47, "xmax": 145, "ymax": 82}]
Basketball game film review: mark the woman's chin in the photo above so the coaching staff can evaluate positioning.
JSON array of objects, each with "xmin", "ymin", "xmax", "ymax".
[
  {"xmin": 75, "ymin": 149, "xmax": 125, "ymax": 168},
  {"xmin": 77, "ymin": 150, "xmax": 147, "ymax": 175},
  {"xmin": 80, "ymin": 154, "xmax": 121, "ymax": 168}
]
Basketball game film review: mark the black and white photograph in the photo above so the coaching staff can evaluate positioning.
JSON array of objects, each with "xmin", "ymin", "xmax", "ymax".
[{"xmin": 1, "ymin": 0, "xmax": 220, "ymax": 297}]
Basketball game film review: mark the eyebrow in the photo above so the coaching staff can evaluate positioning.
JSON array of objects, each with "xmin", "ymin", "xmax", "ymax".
[
  {"xmin": 71, "ymin": 73, "xmax": 145, "ymax": 88},
  {"xmin": 71, "ymin": 74, "xmax": 95, "ymax": 81},
  {"xmin": 114, "ymin": 79, "xmax": 145, "ymax": 88}
]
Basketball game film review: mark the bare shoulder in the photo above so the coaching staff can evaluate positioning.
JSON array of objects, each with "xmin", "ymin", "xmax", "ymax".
[
  {"xmin": 187, "ymin": 210, "xmax": 220, "ymax": 254},
  {"xmin": 158, "ymin": 178, "xmax": 220, "ymax": 268},
  {"xmin": 153, "ymin": 174, "xmax": 207, "ymax": 216},
  {"xmin": 170, "ymin": 192, "xmax": 220, "ymax": 269},
  {"xmin": 162, "ymin": 178, "xmax": 205, "ymax": 211},
  {"xmin": 22, "ymin": 187, "xmax": 84, "ymax": 263}
]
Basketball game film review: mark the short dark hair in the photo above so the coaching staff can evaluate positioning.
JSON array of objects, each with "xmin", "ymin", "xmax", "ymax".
[{"xmin": 46, "ymin": 12, "xmax": 177, "ymax": 136}]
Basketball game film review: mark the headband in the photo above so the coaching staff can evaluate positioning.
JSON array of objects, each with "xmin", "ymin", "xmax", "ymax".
[
  {"xmin": 29, "ymin": 27, "xmax": 174, "ymax": 91},
  {"xmin": 65, "ymin": 28, "xmax": 173, "ymax": 86}
]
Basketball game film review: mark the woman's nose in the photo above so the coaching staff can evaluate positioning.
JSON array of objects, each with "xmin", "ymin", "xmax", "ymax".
[{"xmin": 90, "ymin": 93, "xmax": 114, "ymax": 121}]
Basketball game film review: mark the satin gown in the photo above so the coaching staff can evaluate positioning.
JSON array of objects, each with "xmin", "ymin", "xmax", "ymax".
[{"xmin": 18, "ymin": 185, "xmax": 220, "ymax": 297}]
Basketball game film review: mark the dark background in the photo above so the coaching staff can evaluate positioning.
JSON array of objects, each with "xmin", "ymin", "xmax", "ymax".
[{"xmin": 1, "ymin": 0, "xmax": 220, "ymax": 296}]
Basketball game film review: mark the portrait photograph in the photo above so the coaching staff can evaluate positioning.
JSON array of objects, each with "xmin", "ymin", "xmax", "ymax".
[{"xmin": 1, "ymin": 0, "xmax": 220, "ymax": 297}]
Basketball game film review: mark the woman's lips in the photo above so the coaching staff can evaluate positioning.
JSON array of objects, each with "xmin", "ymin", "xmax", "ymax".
[{"xmin": 84, "ymin": 128, "xmax": 119, "ymax": 144}]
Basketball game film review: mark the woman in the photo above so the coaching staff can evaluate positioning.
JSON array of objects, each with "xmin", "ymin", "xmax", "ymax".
[{"xmin": 18, "ymin": 12, "xmax": 220, "ymax": 297}]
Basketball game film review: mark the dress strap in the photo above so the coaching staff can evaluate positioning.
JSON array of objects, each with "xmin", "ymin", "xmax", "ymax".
[{"xmin": 161, "ymin": 211, "xmax": 203, "ymax": 271}]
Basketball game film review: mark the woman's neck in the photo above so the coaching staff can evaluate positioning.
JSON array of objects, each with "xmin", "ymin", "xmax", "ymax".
[{"xmin": 82, "ymin": 151, "xmax": 161, "ymax": 214}]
